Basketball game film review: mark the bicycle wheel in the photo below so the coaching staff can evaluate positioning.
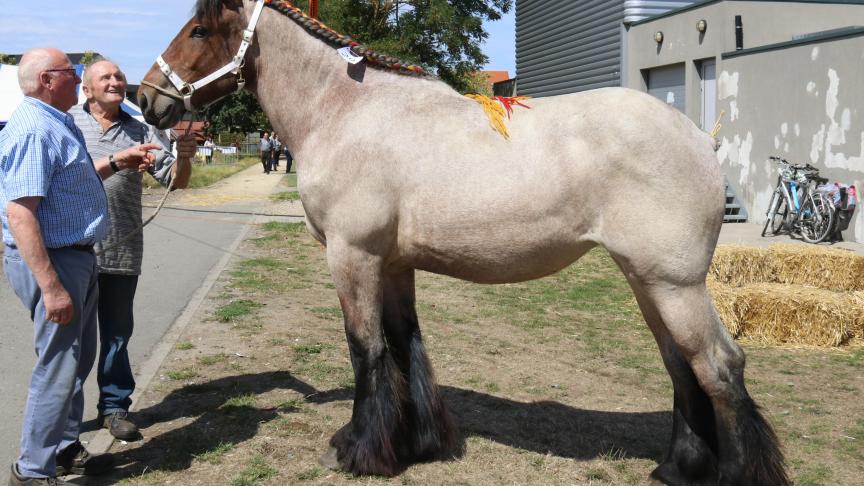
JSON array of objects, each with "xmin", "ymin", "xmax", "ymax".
[
  {"xmin": 762, "ymin": 189, "xmax": 788, "ymax": 237},
  {"xmin": 799, "ymin": 194, "xmax": 835, "ymax": 243},
  {"xmin": 770, "ymin": 197, "xmax": 789, "ymax": 235}
]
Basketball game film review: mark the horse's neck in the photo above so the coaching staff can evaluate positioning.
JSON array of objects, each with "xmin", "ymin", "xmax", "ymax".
[{"xmin": 251, "ymin": 10, "xmax": 386, "ymax": 156}]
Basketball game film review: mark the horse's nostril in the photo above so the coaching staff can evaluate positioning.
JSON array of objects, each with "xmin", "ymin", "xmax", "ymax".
[{"xmin": 138, "ymin": 94, "xmax": 149, "ymax": 113}]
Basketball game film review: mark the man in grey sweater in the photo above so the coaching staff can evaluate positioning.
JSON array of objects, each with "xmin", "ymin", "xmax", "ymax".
[{"xmin": 70, "ymin": 59, "xmax": 194, "ymax": 440}]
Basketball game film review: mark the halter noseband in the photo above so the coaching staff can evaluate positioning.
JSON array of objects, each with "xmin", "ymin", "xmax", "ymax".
[{"xmin": 142, "ymin": 0, "xmax": 266, "ymax": 112}]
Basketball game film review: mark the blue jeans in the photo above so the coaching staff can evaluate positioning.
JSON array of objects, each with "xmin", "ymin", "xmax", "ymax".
[
  {"xmin": 4, "ymin": 245, "xmax": 98, "ymax": 479},
  {"xmin": 97, "ymin": 274, "xmax": 138, "ymax": 415}
]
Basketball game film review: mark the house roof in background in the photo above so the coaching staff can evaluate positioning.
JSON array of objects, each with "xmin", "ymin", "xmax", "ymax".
[{"xmin": 483, "ymin": 70, "xmax": 511, "ymax": 84}]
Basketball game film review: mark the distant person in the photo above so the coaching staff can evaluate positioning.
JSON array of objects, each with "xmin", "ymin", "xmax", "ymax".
[
  {"xmin": 284, "ymin": 145, "xmax": 294, "ymax": 174},
  {"xmin": 260, "ymin": 132, "xmax": 272, "ymax": 174},
  {"xmin": 1, "ymin": 47, "xmax": 158, "ymax": 484},
  {"xmin": 271, "ymin": 134, "xmax": 281, "ymax": 169},
  {"xmin": 69, "ymin": 59, "xmax": 194, "ymax": 443},
  {"xmin": 203, "ymin": 136, "xmax": 214, "ymax": 164}
]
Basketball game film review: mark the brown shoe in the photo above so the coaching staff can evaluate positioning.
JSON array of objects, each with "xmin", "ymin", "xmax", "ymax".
[
  {"xmin": 99, "ymin": 411, "xmax": 140, "ymax": 441},
  {"xmin": 9, "ymin": 463, "xmax": 68, "ymax": 485},
  {"xmin": 54, "ymin": 441, "xmax": 113, "ymax": 476}
]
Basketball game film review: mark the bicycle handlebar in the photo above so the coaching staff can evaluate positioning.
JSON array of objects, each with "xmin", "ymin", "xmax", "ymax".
[{"xmin": 769, "ymin": 156, "xmax": 818, "ymax": 172}]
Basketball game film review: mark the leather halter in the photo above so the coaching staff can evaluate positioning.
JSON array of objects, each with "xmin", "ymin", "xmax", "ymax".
[{"xmin": 141, "ymin": 0, "xmax": 266, "ymax": 112}]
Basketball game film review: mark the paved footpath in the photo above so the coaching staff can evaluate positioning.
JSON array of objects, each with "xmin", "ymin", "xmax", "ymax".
[{"xmin": 0, "ymin": 164, "xmax": 300, "ymax": 484}]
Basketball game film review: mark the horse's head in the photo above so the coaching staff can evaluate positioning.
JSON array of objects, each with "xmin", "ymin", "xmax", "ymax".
[{"xmin": 139, "ymin": 0, "xmax": 261, "ymax": 129}]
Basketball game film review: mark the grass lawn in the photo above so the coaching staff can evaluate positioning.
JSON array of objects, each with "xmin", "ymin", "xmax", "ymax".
[{"xmin": 143, "ymin": 156, "xmax": 260, "ymax": 189}]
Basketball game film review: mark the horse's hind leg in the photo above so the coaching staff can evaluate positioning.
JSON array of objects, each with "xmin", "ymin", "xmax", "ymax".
[
  {"xmin": 319, "ymin": 243, "xmax": 407, "ymax": 476},
  {"xmin": 632, "ymin": 281, "xmax": 789, "ymax": 486},
  {"xmin": 629, "ymin": 286, "xmax": 719, "ymax": 485},
  {"xmin": 381, "ymin": 269, "xmax": 456, "ymax": 461}
]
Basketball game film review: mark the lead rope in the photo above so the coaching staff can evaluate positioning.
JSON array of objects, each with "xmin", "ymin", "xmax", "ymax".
[{"xmin": 95, "ymin": 115, "xmax": 195, "ymax": 256}]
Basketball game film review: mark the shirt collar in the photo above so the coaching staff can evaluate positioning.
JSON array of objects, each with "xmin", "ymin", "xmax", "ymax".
[
  {"xmin": 81, "ymin": 101, "xmax": 133, "ymax": 122},
  {"xmin": 23, "ymin": 96, "xmax": 73, "ymax": 124}
]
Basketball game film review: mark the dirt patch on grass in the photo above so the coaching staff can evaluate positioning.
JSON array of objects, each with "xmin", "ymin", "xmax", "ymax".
[{"xmin": 97, "ymin": 222, "xmax": 864, "ymax": 485}]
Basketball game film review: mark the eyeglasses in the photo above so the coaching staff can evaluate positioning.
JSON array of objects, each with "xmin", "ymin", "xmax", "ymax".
[{"xmin": 43, "ymin": 68, "xmax": 78, "ymax": 76}]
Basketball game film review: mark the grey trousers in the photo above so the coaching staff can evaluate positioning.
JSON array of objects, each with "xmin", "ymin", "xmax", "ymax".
[{"xmin": 3, "ymin": 245, "xmax": 98, "ymax": 478}]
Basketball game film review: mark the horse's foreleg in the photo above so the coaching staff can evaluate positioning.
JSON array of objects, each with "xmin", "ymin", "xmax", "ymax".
[
  {"xmin": 382, "ymin": 269, "xmax": 456, "ymax": 461},
  {"xmin": 320, "ymin": 243, "xmax": 407, "ymax": 476},
  {"xmin": 644, "ymin": 283, "xmax": 789, "ymax": 486}
]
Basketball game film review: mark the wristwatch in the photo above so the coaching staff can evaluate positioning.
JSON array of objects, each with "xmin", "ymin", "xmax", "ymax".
[{"xmin": 109, "ymin": 154, "xmax": 120, "ymax": 173}]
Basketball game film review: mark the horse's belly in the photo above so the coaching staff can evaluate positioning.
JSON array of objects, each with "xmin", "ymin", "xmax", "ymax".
[{"xmin": 399, "ymin": 229, "xmax": 596, "ymax": 284}]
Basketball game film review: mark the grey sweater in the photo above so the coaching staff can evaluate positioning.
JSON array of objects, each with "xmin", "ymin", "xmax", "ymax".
[{"xmin": 70, "ymin": 103, "xmax": 177, "ymax": 275}]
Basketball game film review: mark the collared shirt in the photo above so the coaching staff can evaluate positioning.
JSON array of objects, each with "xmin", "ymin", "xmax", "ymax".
[
  {"xmin": 0, "ymin": 97, "xmax": 108, "ymax": 248},
  {"xmin": 260, "ymin": 138, "xmax": 271, "ymax": 152},
  {"xmin": 69, "ymin": 103, "xmax": 176, "ymax": 275}
]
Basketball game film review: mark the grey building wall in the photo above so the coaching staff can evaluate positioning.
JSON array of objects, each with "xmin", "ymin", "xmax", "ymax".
[
  {"xmin": 624, "ymin": 1, "xmax": 864, "ymax": 242},
  {"xmin": 516, "ymin": 0, "xmax": 696, "ymax": 97},
  {"xmin": 718, "ymin": 32, "xmax": 864, "ymax": 242}
]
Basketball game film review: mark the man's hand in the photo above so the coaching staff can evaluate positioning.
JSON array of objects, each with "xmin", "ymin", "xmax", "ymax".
[
  {"xmin": 115, "ymin": 143, "xmax": 162, "ymax": 172},
  {"xmin": 7, "ymin": 197, "xmax": 76, "ymax": 325},
  {"xmin": 175, "ymin": 135, "xmax": 198, "ymax": 160},
  {"xmin": 43, "ymin": 281, "xmax": 74, "ymax": 325}
]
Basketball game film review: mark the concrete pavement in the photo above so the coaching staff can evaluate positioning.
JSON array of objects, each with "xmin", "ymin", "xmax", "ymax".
[{"xmin": 718, "ymin": 221, "xmax": 864, "ymax": 255}]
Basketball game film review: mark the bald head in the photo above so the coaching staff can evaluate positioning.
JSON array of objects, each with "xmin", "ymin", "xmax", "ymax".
[
  {"xmin": 17, "ymin": 47, "xmax": 80, "ymax": 111},
  {"xmin": 18, "ymin": 48, "xmax": 69, "ymax": 95}
]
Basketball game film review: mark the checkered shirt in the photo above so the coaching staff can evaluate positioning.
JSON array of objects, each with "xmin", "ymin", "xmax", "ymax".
[{"xmin": 0, "ymin": 97, "xmax": 108, "ymax": 248}]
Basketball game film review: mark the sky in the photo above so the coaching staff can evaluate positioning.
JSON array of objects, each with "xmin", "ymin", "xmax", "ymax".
[{"xmin": 0, "ymin": 0, "xmax": 516, "ymax": 85}]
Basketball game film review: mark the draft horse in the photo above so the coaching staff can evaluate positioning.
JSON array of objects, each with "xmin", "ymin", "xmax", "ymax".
[{"xmin": 138, "ymin": 1, "xmax": 789, "ymax": 484}]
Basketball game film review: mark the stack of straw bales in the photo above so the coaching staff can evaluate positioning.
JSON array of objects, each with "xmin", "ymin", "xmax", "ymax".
[{"xmin": 708, "ymin": 244, "xmax": 864, "ymax": 346}]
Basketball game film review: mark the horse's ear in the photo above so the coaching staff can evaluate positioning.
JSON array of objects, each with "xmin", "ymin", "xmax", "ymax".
[{"xmin": 195, "ymin": 0, "xmax": 242, "ymax": 21}]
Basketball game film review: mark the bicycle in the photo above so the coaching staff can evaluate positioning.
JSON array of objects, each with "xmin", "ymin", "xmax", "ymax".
[{"xmin": 761, "ymin": 156, "xmax": 835, "ymax": 243}]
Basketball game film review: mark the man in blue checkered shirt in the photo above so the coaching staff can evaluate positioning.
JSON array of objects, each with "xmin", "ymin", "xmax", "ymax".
[{"xmin": 0, "ymin": 48, "xmax": 160, "ymax": 486}]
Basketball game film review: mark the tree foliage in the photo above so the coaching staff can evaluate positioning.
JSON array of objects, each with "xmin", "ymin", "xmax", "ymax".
[
  {"xmin": 0, "ymin": 53, "xmax": 17, "ymax": 65},
  {"xmin": 294, "ymin": 0, "xmax": 512, "ymax": 92},
  {"xmin": 79, "ymin": 50, "xmax": 99, "ymax": 66},
  {"xmin": 200, "ymin": 90, "xmax": 271, "ymax": 134}
]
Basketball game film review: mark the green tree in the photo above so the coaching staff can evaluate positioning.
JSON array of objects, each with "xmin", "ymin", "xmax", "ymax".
[
  {"xmin": 79, "ymin": 50, "xmax": 99, "ymax": 66},
  {"xmin": 200, "ymin": 90, "xmax": 271, "ymax": 134},
  {"xmin": 0, "ymin": 53, "xmax": 17, "ymax": 65},
  {"xmin": 292, "ymin": 0, "xmax": 512, "ymax": 92}
]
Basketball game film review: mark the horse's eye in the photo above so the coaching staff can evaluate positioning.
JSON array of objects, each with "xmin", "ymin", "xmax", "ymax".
[{"xmin": 191, "ymin": 25, "xmax": 209, "ymax": 38}]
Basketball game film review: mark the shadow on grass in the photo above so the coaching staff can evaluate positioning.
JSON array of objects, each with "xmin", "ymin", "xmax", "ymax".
[
  {"xmin": 87, "ymin": 372, "xmax": 669, "ymax": 483},
  {"xmin": 85, "ymin": 371, "xmax": 321, "ymax": 484}
]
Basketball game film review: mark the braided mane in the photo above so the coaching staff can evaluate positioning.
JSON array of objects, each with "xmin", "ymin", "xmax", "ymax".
[{"xmin": 196, "ymin": 0, "xmax": 425, "ymax": 76}]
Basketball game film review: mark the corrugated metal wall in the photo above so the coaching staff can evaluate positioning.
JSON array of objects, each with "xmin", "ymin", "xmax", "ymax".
[
  {"xmin": 623, "ymin": 0, "xmax": 700, "ymax": 23},
  {"xmin": 515, "ymin": 0, "xmax": 697, "ymax": 97},
  {"xmin": 516, "ymin": 0, "xmax": 625, "ymax": 96}
]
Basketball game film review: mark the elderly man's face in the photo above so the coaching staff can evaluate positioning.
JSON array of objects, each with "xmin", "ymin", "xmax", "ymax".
[
  {"xmin": 83, "ymin": 61, "xmax": 127, "ymax": 108},
  {"xmin": 44, "ymin": 55, "xmax": 80, "ymax": 111}
]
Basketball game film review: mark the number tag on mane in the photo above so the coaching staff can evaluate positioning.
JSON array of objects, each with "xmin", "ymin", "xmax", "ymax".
[{"xmin": 337, "ymin": 46, "xmax": 364, "ymax": 65}]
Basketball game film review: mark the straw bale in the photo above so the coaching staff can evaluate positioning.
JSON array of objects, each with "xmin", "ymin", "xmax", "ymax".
[
  {"xmin": 852, "ymin": 291, "xmax": 864, "ymax": 339},
  {"xmin": 707, "ymin": 277, "xmax": 746, "ymax": 337},
  {"xmin": 767, "ymin": 244, "xmax": 864, "ymax": 291},
  {"xmin": 709, "ymin": 245, "xmax": 773, "ymax": 287},
  {"xmin": 734, "ymin": 283, "xmax": 859, "ymax": 346}
]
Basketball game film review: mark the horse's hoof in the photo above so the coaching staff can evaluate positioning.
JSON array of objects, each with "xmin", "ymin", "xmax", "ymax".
[{"xmin": 318, "ymin": 447, "xmax": 341, "ymax": 470}]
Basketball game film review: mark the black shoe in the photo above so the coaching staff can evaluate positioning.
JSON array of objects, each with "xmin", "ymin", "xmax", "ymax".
[
  {"xmin": 9, "ymin": 463, "xmax": 68, "ymax": 485},
  {"xmin": 99, "ymin": 411, "xmax": 140, "ymax": 441},
  {"xmin": 54, "ymin": 441, "xmax": 113, "ymax": 476}
]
